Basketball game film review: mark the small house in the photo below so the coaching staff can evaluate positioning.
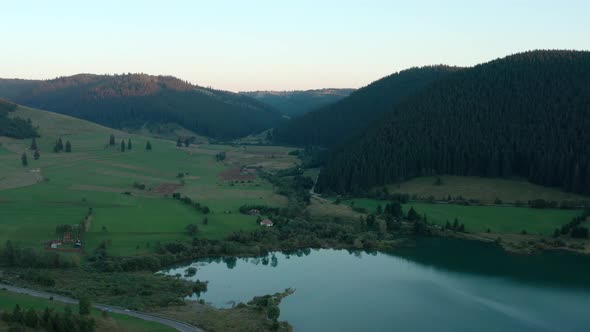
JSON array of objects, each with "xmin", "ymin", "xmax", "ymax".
[
  {"xmin": 49, "ymin": 240, "xmax": 62, "ymax": 249},
  {"xmin": 260, "ymin": 219, "xmax": 274, "ymax": 227},
  {"xmin": 74, "ymin": 240, "xmax": 82, "ymax": 248},
  {"xmin": 249, "ymin": 209, "xmax": 261, "ymax": 215}
]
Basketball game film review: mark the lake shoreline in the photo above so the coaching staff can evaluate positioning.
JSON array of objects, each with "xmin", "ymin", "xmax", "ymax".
[{"xmin": 166, "ymin": 240, "xmax": 590, "ymax": 332}]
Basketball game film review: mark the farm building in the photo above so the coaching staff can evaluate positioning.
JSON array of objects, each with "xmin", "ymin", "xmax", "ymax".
[
  {"xmin": 260, "ymin": 219, "xmax": 274, "ymax": 227},
  {"xmin": 48, "ymin": 240, "xmax": 62, "ymax": 249}
]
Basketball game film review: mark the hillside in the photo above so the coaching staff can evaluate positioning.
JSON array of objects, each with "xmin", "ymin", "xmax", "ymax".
[
  {"xmin": 241, "ymin": 88, "xmax": 354, "ymax": 117},
  {"xmin": 0, "ymin": 74, "xmax": 283, "ymax": 140},
  {"xmin": 316, "ymin": 50, "xmax": 590, "ymax": 194},
  {"xmin": 271, "ymin": 66, "xmax": 459, "ymax": 147},
  {"xmin": 0, "ymin": 104, "xmax": 292, "ymax": 253}
]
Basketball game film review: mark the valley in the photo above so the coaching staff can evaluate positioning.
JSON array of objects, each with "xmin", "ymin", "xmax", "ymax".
[{"xmin": 1, "ymin": 42, "xmax": 590, "ymax": 332}]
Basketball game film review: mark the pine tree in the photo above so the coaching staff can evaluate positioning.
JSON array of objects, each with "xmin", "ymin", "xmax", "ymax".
[
  {"xmin": 24, "ymin": 308, "xmax": 38, "ymax": 328},
  {"xmin": 21, "ymin": 152, "xmax": 28, "ymax": 166},
  {"xmin": 120, "ymin": 140, "xmax": 125, "ymax": 152},
  {"xmin": 127, "ymin": 139, "xmax": 132, "ymax": 150},
  {"xmin": 79, "ymin": 296, "xmax": 91, "ymax": 315},
  {"xmin": 146, "ymin": 140, "xmax": 152, "ymax": 151},
  {"xmin": 12, "ymin": 304, "xmax": 24, "ymax": 324},
  {"xmin": 184, "ymin": 138, "xmax": 190, "ymax": 147},
  {"xmin": 406, "ymin": 207, "xmax": 419, "ymax": 221},
  {"xmin": 176, "ymin": 137, "xmax": 182, "ymax": 147},
  {"xmin": 34, "ymin": 149, "xmax": 40, "ymax": 160},
  {"xmin": 57, "ymin": 138, "xmax": 64, "ymax": 151},
  {"xmin": 65, "ymin": 140, "xmax": 71, "ymax": 152},
  {"xmin": 30, "ymin": 137, "xmax": 38, "ymax": 150},
  {"xmin": 109, "ymin": 134, "xmax": 115, "ymax": 146}
]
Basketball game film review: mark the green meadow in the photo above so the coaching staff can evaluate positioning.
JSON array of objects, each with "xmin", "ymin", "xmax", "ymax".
[
  {"xmin": 0, "ymin": 106, "xmax": 294, "ymax": 256},
  {"xmin": 342, "ymin": 198, "xmax": 580, "ymax": 235}
]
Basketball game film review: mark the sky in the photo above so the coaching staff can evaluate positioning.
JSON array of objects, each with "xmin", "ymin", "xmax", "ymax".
[{"xmin": 1, "ymin": 0, "xmax": 589, "ymax": 92}]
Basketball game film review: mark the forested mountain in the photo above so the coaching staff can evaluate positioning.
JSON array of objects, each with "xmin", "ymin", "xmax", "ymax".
[
  {"xmin": 0, "ymin": 99, "xmax": 38, "ymax": 138},
  {"xmin": 0, "ymin": 79, "xmax": 40, "ymax": 100},
  {"xmin": 271, "ymin": 66, "xmax": 459, "ymax": 146},
  {"xmin": 316, "ymin": 50, "xmax": 590, "ymax": 195},
  {"xmin": 241, "ymin": 88, "xmax": 355, "ymax": 117},
  {"xmin": 0, "ymin": 74, "xmax": 282, "ymax": 139}
]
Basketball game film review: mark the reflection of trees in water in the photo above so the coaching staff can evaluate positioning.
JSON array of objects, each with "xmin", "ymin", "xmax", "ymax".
[
  {"xmin": 391, "ymin": 238, "xmax": 590, "ymax": 289},
  {"xmin": 223, "ymin": 256, "xmax": 237, "ymax": 269}
]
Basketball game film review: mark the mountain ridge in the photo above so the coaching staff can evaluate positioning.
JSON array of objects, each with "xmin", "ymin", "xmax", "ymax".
[
  {"xmin": 271, "ymin": 65, "xmax": 461, "ymax": 147},
  {"xmin": 0, "ymin": 73, "xmax": 283, "ymax": 140}
]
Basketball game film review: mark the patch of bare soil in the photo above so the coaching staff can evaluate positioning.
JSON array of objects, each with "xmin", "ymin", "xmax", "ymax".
[
  {"xmin": 95, "ymin": 169, "xmax": 169, "ymax": 183},
  {"xmin": 219, "ymin": 168, "xmax": 256, "ymax": 181},
  {"xmin": 68, "ymin": 185, "xmax": 124, "ymax": 193},
  {"xmin": 95, "ymin": 160, "xmax": 173, "ymax": 176},
  {"xmin": 154, "ymin": 183, "xmax": 183, "ymax": 194}
]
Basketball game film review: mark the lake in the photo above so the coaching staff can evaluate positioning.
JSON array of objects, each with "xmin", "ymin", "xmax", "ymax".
[{"xmin": 164, "ymin": 238, "xmax": 590, "ymax": 332}]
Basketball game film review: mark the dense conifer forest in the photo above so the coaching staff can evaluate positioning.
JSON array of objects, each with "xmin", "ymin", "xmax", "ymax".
[
  {"xmin": 0, "ymin": 99, "xmax": 38, "ymax": 138},
  {"xmin": 272, "ymin": 66, "xmax": 459, "ymax": 146},
  {"xmin": 0, "ymin": 74, "xmax": 282, "ymax": 139},
  {"xmin": 316, "ymin": 51, "xmax": 590, "ymax": 195}
]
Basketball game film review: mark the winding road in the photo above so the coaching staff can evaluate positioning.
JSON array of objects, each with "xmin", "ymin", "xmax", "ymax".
[{"xmin": 0, "ymin": 283, "xmax": 203, "ymax": 332}]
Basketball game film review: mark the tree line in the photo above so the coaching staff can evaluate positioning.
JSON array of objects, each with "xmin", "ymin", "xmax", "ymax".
[
  {"xmin": 1, "ymin": 303, "xmax": 95, "ymax": 332},
  {"xmin": 0, "ymin": 98, "xmax": 38, "ymax": 138}
]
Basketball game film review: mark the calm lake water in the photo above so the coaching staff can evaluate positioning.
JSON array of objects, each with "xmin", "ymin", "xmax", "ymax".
[{"xmin": 165, "ymin": 238, "xmax": 590, "ymax": 332}]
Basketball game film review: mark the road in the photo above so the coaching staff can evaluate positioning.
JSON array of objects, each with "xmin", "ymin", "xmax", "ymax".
[{"xmin": 0, "ymin": 283, "xmax": 203, "ymax": 332}]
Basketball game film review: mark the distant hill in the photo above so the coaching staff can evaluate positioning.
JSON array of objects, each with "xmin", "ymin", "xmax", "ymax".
[
  {"xmin": 316, "ymin": 50, "xmax": 590, "ymax": 195},
  {"xmin": 0, "ymin": 74, "xmax": 283, "ymax": 140},
  {"xmin": 272, "ymin": 66, "xmax": 459, "ymax": 147},
  {"xmin": 241, "ymin": 88, "xmax": 355, "ymax": 117}
]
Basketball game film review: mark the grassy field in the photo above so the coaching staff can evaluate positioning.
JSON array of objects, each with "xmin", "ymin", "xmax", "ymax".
[
  {"xmin": 0, "ymin": 106, "xmax": 296, "ymax": 256},
  {"xmin": 341, "ymin": 198, "xmax": 581, "ymax": 235},
  {"xmin": 0, "ymin": 289, "xmax": 174, "ymax": 332},
  {"xmin": 385, "ymin": 175, "xmax": 588, "ymax": 204}
]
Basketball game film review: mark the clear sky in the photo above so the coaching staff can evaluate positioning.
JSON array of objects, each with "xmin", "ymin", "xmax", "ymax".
[{"xmin": 1, "ymin": 0, "xmax": 589, "ymax": 92}]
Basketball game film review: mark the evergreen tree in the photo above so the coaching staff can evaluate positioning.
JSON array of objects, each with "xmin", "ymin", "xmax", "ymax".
[
  {"xmin": 127, "ymin": 139, "xmax": 132, "ymax": 150},
  {"xmin": 12, "ymin": 304, "xmax": 23, "ymax": 324},
  {"xmin": 21, "ymin": 152, "xmax": 28, "ymax": 166},
  {"xmin": 33, "ymin": 149, "xmax": 40, "ymax": 160},
  {"xmin": 176, "ymin": 137, "xmax": 182, "ymax": 147},
  {"xmin": 30, "ymin": 137, "xmax": 37, "ymax": 150},
  {"xmin": 146, "ymin": 140, "xmax": 152, "ymax": 151},
  {"xmin": 65, "ymin": 140, "xmax": 71, "ymax": 152},
  {"xmin": 109, "ymin": 134, "xmax": 115, "ymax": 146},
  {"xmin": 79, "ymin": 297, "xmax": 91, "ymax": 315},
  {"xmin": 120, "ymin": 140, "xmax": 125, "ymax": 152},
  {"xmin": 406, "ymin": 207, "xmax": 419, "ymax": 221},
  {"xmin": 24, "ymin": 308, "xmax": 38, "ymax": 328},
  {"xmin": 184, "ymin": 138, "xmax": 190, "ymax": 147},
  {"xmin": 57, "ymin": 138, "xmax": 64, "ymax": 151}
]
